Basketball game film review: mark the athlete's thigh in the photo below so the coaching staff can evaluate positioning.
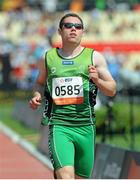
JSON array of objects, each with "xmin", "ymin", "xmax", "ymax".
[
  {"xmin": 48, "ymin": 125, "xmax": 75, "ymax": 170},
  {"xmin": 74, "ymin": 125, "xmax": 96, "ymax": 178}
]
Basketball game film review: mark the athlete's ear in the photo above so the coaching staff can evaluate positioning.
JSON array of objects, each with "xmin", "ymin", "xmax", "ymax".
[{"xmin": 58, "ymin": 28, "xmax": 62, "ymax": 35}]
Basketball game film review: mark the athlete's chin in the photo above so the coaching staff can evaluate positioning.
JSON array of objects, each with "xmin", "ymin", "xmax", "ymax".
[{"xmin": 67, "ymin": 39, "xmax": 78, "ymax": 44}]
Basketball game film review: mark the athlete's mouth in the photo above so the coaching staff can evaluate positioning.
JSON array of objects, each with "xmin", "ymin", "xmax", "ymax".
[
  {"xmin": 69, "ymin": 33, "xmax": 77, "ymax": 37},
  {"xmin": 69, "ymin": 34, "xmax": 77, "ymax": 39}
]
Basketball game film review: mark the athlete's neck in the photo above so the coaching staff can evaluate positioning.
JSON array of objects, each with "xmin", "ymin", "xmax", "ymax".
[{"xmin": 59, "ymin": 45, "xmax": 84, "ymax": 58}]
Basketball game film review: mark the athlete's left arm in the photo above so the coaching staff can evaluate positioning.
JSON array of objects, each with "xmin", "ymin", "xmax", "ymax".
[{"xmin": 88, "ymin": 51, "xmax": 116, "ymax": 97}]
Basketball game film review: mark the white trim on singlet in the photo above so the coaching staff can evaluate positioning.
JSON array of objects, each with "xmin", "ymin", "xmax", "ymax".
[{"xmin": 88, "ymin": 49, "xmax": 95, "ymax": 124}]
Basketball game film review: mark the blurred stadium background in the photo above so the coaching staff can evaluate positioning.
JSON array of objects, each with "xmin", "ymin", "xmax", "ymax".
[{"xmin": 0, "ymin": 0, "xmax": 140, "ymax": 179}]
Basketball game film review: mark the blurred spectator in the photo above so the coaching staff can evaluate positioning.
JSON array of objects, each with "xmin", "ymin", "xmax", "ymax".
[
  {"xmin": 119, "ymin": 63, "xmax": 140, "ymax": 88},
  {"xmin": 1, "ymin": 0, "xmax": 24, "ymax": 11},
  {"xmin": 69, "ymin": 0, "xmax": 84, "ymax": 12},
  {"xmin": 0, "ymin": 41, "xmax": 14, "ymax": 90},
  {"xmin": 0, "ymin": 52, "xmax": 12, "ymax": 89},
  {"xmin": 106, "ymin": 0, "xmax": 116, "ymax": 11},
  {"xmin": 95, "ymin": 0, "xmax": 106, "ymax": 10},
  {"xmin": 103, "ymin": 48, "xmax": 121, "ymax": 81},
  {"xmin": 41, "ymin": 0, "xmax": 58, "ymax": 13}
]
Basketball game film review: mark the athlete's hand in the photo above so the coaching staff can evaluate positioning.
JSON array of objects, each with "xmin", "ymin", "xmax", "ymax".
[
  {"xmin": 88, "ymin": 65, "xmax": 99, "ymax": 84},
  {"xmin": 29, "ymin": 94, "xmax": 41, "ymax": 110}
]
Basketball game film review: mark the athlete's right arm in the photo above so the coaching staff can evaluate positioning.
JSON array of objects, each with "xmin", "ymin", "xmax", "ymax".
[{"xmin": 29, "ymin": 58, "xmax": 47, "ymax": 110}]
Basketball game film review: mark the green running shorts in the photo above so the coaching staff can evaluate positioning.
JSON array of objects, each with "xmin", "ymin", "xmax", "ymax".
[{"xmin": 48, "ymin": 124, "xmax": 96, "ymax": 178}]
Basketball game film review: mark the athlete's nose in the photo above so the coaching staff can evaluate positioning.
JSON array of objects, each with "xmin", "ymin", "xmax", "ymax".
[{"xmin": 71, "ymin": 26, "xmax": 76, "ymax": 31}]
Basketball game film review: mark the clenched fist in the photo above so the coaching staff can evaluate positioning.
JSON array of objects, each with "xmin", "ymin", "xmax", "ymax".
[
  {"xmin": 29, "ymin": 93, "xmax": 42, "ymax": 110},
  {"xmin": 88, "ymin": 65, "xmax": 99, "ymax": 84}
]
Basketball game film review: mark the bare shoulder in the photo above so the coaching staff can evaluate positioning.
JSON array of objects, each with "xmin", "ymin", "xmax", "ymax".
[
  {"xmin": 93, "ymin": 50, "xmax": 107, "ymax": 67},
  {"xmin": 93, "ymin": 50, "xmax": 115, "ymax": 81}
]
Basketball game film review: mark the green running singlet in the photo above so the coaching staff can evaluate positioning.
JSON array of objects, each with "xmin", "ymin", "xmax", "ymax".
[{"xmin": 42, "ymin": 47, "xmax": 98, "ymax": 126}]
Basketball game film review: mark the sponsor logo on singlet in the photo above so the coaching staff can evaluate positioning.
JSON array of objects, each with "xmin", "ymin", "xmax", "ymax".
[{"xmin": 62, "ymin": 60, "xmax": 74, "ymax": 65}]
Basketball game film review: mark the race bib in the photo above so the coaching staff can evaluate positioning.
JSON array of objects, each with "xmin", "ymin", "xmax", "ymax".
[{"xmin": 52, "ymin": 77, "xmax": 83, "ymax": 105}]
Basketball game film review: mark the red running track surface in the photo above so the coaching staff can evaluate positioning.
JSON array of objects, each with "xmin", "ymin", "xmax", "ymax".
[{"xmin": 0, "ymin": 133, "xmax": 54, "ymax": 179}]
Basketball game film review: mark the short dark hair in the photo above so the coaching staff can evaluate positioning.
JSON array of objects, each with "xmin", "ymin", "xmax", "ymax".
[{"xmin": 59, "ymin": 13, "xmax": 84, "ymax": 29}]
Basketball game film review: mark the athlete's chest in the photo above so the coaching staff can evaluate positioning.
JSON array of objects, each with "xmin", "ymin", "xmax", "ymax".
[{"xmin": 48, "ymin": 58, "xmax": 90, "ymax": 77}]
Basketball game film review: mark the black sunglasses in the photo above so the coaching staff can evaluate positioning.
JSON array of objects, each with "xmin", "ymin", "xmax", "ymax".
[{"xmin": 62, "ymin": 23, "xmax": 83, "ymax": 30}]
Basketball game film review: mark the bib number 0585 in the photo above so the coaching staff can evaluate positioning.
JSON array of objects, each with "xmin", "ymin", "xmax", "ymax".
[
  {"xmin": 52, "ymin": 77, "xmax": 83, "ymax": 105},
  {"xmin": 55, "ymin": 85, "xmax": 80, "ymax": 96}
]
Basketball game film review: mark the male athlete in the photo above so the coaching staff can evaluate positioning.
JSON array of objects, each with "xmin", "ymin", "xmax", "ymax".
[{"xmin": 29, "ymin": 13, "xmax": 116, "ymax": 179}]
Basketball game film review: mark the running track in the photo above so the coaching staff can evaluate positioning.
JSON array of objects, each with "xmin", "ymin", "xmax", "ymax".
[{"xmin": 0, "ymin": 123, "xmax": 54, "ymax": 179}]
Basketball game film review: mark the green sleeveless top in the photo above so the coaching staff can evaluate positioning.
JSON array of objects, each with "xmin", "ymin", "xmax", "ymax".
[{"xmin": 41, "ymin": 47, "xmax": 98, "ymax": 126}]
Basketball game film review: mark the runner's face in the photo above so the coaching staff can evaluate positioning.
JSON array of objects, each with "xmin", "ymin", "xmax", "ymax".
[{"xmin": 59, "ymin": 16, "xmax": 84, "ymax": 44}]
